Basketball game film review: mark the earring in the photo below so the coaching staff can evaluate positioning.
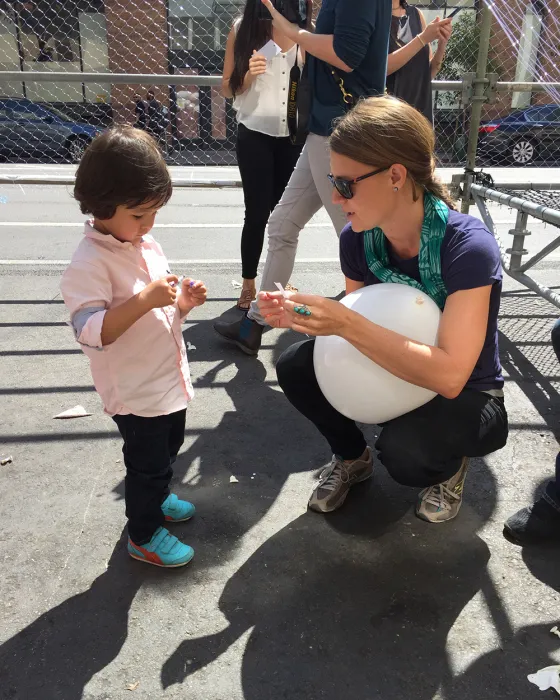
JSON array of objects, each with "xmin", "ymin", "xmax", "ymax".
[{"xmin": 393, "ymin": 187, "xmax": 399, "ymax": 192}]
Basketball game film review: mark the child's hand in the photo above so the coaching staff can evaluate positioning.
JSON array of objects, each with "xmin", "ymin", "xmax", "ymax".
[
  {"xmin": 141, "ymin": 275, "xmax": 178, "ymax": 309},
  {"xmin": 180, "ymin": 278, "xmax": 207, "ymax": 311},
  {"xmin": 181, "ymin": 278, "xmax": 207, "ymax": 306}
]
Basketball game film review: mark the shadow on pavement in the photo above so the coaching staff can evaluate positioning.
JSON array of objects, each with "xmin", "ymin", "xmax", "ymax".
[
  {"xmin": 445, "ymin": 479, "xmax": 560, "ymax": 700},
  {"xmin": 0, "ymin": 531, "xmax": 165, "ymax": 699},
  {"xmin": 161, "ymin": 483, "xmax": 505, "ymax": 698},
  {"xmin": 2, "ymin": 295, "xmax": 558, "ymax": 698}
]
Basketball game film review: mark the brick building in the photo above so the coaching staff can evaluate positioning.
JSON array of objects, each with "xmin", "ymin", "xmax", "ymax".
[{"xmin": 0, "ymin": 0, "xmax": 557, "ymax": 145}]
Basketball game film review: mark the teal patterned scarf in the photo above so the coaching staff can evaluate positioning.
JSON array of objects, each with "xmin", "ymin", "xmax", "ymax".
[{"xmin": 363, "ymin": 192, "xmax": 449, "ymax": 310}]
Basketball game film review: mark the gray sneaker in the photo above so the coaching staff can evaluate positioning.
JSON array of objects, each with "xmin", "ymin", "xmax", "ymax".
[
  {"xmin": 416, "ymin": 457, "xmax": 469, "ymax": 523},
  {"xmin": 308, "ymin": 448, "xmax": 374, "ymax": 513}
]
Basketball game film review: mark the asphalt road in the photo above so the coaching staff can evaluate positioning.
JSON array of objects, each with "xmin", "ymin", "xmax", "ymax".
[{"xmin": 0, "ymin": 165, "xmax": 559, "ymax": 700}]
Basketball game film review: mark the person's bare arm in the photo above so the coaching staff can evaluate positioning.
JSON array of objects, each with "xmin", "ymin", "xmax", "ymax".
[
  {"xmin": 221, "ymin": 27, "xmax": 236, "ymax": 98},
  {"xmin": 339, "ymin": 286, "xmax": 492, "ymax": 398},
  {"xmin": 345, "ymin": 277, "xmax": 365, "ymax": 295},
  {"xmin": 424, "ymin": 12, "xmax": 451, "ymax": 78},
  {"xmin": 386, "ymin": 37, "xmax": 426, "ymax": 76},
  {"xmin": 221, "ymin": 26, "xmax": 261, "ymax": 98},
  {"xmin": 387, "ymin": 15, "xmax": 451, "ymax": 77}
]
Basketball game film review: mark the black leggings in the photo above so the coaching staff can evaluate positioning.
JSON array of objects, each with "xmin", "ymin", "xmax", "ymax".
[
  {"xmin": 236, "ymin": 122, "xmax": 302, "ymax": 280},
  {"xmin": 276, "ymin": 339, "xmax": 509, "ymax": 488}
]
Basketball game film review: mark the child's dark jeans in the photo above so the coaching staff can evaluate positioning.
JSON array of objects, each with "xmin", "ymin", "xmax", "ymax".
[{"xmin": 112, "ymin": 409, "xmax": 186, "ymax": 544}]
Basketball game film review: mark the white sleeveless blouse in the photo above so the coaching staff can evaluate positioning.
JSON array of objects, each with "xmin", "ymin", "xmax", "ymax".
[{"xmin": 233, "ymin": 42, "xmax": 300, "ymax": 138}]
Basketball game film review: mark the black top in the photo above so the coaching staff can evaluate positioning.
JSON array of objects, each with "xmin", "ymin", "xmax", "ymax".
[{"xmin": 386, "ymin": 3, "xmax": 433, "ymax": 123}]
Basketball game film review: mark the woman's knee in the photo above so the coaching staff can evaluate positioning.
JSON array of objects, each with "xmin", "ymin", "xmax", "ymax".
[
  {"xmin": 276, "ymin": 339, "xmax": 315, "ymax": 395},
  {"xmin": 376, "ymin": 437, "xmax": 426, "ymax": 487},
  {"xmin": 376, "ymin": 427, "xmax": 451, "ymax": 487}
]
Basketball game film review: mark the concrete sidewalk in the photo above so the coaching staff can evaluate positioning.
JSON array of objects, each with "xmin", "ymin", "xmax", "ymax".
[
  {"xmin": 2, "ymin": 163, "xmax": 560, "ymax": 187},
  {"xmin": 0, "ymin": 261, "xmax": 559, "ymax": 699}
]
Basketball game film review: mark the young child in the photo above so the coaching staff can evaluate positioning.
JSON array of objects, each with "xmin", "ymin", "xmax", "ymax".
[{"xmin": 61, "ymin": 126, "xmax": 206, "ymax": 568}]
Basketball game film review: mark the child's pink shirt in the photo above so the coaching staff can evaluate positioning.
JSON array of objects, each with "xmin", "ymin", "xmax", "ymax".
[{"xmin": 60, "ymin": 221, "xmax": 194, "ymax": 417}]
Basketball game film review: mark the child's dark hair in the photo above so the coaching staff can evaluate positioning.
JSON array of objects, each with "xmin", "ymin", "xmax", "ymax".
[{"xmin": 74, "ymin": 126, "xmax": 172, "ymax": 220}]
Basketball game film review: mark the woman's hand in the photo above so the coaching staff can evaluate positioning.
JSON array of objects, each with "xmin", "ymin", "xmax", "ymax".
[
  {"xmin": 437, "ymin": 21, "xmax": 452, "ymax": 49},
  {"xmin": 248, "ymin": 51, "xmax": 268, "ymax": 77},
  {"xmin": 420, "ymin": 17, "xmax": 451, "ymax": 44},
  {"xmin": 257, "ymin": 291, "xmax": 293, "ymax": 329},
  {"xmin": 258, "ymin": 291, "xmax": 351, "ymax": 336},
  {"xmin": 260, "ymin": 0, "xmax": 299, "ymax": 40}
]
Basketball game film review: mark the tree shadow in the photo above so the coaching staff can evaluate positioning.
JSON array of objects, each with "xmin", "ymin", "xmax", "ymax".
[
  {"xmin": 0, "ymin": 321, "xmax": 337, "ymax": 699},
  {"xmin": 498, "ymin": 292, "xmax": 560, "ymax": 441},
  {"xmin": 445, "ymin": 478, "xmax": 560, "ymax": 700},
  {"xmin": 162, "ymin": 461, "xmax": 506, "ymax": 699},
  {"xmin": 110, "ymin": 322, "xmax": 377, "ymax": 571},
  {"xmin": 0, "ymin": 530, "xmax": 171, "ymax": 699},
  {"xmin": 0, "ymin": 322, "xmax": 319, "ymax": 699}
]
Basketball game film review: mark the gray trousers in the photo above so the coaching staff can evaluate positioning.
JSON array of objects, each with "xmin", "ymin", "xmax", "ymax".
[{"xmin": 247, "ymin": 133, "xmax": 348, "ymax": 325}]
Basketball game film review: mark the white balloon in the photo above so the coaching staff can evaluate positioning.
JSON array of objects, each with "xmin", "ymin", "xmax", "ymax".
[{"xmin": 313, "ymin": 283, "xmax": 442, "ymax": 424}]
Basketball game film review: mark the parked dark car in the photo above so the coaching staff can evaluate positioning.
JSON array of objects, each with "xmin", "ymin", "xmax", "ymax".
[
  {"xmin": 0, "ymin": 98, "xmax": 100, "ymax": 163},
  {"xmin": 478, "ymin": 104, "xmax": 560, "ymax": 165}
]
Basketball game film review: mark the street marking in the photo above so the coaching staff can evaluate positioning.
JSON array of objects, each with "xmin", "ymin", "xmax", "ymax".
[
  {"xmin": 0, "ymin": 258, "xmax": 341, "ymax": 265},
  {"xmin": 0, "ymin": 222, "xmax": 332, "ymax": 228}
]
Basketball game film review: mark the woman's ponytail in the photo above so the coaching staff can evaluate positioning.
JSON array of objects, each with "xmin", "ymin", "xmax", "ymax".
[{"xmin": 425, "ymin": 174, "xmax": 457, "ymax": 210}]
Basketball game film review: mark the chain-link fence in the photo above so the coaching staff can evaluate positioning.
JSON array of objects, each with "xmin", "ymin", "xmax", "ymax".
[
  {"xmin": 472, "ymin": 1, "xmax": 559, "ymax": 168},
  {"xmin": 0, "ymin": 0, "xmax": 558, "ymax": 168}
]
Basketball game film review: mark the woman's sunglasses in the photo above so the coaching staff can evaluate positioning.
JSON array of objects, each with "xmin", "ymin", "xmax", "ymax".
[{"xmin": 327, "ymin": 166, "xmax": 389, "ymax": 200}]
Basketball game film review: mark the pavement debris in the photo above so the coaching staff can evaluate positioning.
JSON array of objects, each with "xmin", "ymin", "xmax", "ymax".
[
  {"xmin": 528, "ymin": 666, "xmax": 560, "ymax": 694},
  {"xmin": 53, "ymin": 405, "xmax": 92, "ymax": 419}
]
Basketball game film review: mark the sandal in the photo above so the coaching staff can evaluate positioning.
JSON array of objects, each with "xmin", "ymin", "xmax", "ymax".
[{"xmin": 237, "ymin": 287, "xmax": 256, "ymax": 310}]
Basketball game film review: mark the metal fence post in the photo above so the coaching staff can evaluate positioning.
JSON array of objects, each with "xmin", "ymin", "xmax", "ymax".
[
  {"xmin": 507, "ymin": 211, "xmax": 530, "ymax": 271},
  {"xmin": 461, "ymin": 3, "xmax": 493, "ymax": 214}
]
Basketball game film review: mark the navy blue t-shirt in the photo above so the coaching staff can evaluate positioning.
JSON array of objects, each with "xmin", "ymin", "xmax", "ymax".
[
  {"xmin": 308, "ymin": 0, "xmax": 391, "ymax": 137},
  {"xmin": 340, "ymin": 209, "xmax": 504, "ymax": 391}
]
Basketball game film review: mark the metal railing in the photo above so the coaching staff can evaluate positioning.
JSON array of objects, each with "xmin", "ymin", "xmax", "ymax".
[{"xmin": 471, "ymin": 182, "xmax": 560, "ymax": 309}]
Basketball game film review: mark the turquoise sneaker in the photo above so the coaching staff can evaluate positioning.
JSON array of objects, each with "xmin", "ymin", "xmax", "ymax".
[
  {"xmin": 128, "ymin": 527, "xmax": 194, "ymax": 568},
  {"xmin": 162, "ymin": 493, "xmax": 196, "ymax": 522}
]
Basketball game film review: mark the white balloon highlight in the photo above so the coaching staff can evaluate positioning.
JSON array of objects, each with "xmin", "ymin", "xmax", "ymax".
[{"xmin": 313, "ymin": 283, "xmax": 442, "ymax": 424}]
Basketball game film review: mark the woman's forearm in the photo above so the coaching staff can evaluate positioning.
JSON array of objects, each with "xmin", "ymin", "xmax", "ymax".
[
  {"xmin": 386, "ymin": 35, "xmax": 425, "ymax": 76},
  {"xmin": 222, "ymin": 70, "xmax": 257, "ymax": 99},
  {"xmin": 339, "ymin": 308, "xmax": 465, "ymax": 399},
  {"xmin": 430, "ymin": 46, "xmax": 445, "ymax": 78}
]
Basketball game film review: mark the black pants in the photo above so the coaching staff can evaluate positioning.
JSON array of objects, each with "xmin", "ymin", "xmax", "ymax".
[
  {"xmin": 276, "ymin": 340, "xmax": 509, "ymax": 488},
  {"xmin": 112, "ymin": 409, "xmax": 186, "ymax": 544},
  {"xmin": 236, "ymin": 122, "xmax": 302, "ymax": 280}
]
